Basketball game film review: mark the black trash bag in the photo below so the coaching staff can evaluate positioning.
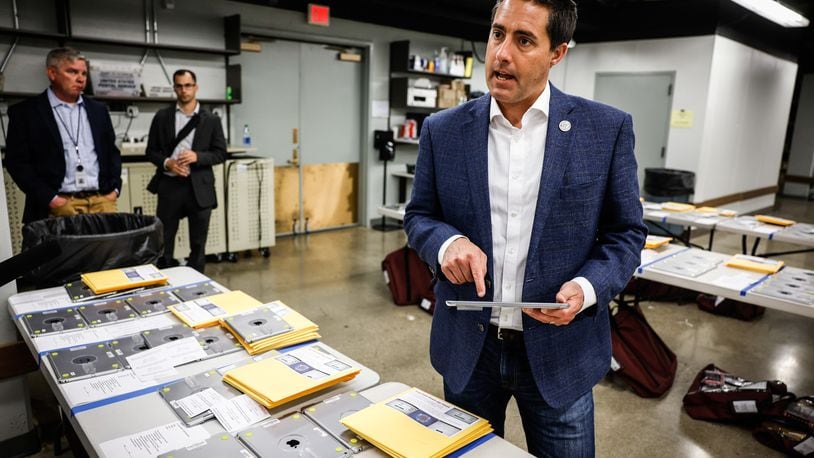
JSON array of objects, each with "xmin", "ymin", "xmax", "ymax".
[
  {"xmin": 21, "ymin": 213, "xmax": 163, "ymax": 288},
  {"xmin": 643, "ymin": 168, "xmax": 695, "ymax": 198}
]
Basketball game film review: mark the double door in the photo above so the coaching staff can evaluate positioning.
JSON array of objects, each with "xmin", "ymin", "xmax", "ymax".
[{"xmin": 232, "ymin": 39, "xmax": 364, "ymax": 235}]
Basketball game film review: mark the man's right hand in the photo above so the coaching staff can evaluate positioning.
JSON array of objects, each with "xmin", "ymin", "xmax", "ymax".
[
  {"xmin": 49, "ymin": 195, "xmax": 68, "ymax": 208},
  {"xmin": 165, "ymin": 158, "xmax": 190, "ymax": 177},
  {"xmin": 441, "ymin": 238, "xmax": 488, "ymax": 297}
]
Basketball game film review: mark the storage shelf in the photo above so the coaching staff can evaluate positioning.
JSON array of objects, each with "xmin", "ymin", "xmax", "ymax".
[
  {"xmin": 68, "ymin": 35, "xmax": 240, "ymax": 56},
  {"xmin": 0, "ymin": 27, "xmax": 66, "ymax": 41},
  {"xmin": 0, "ymin": 92, "xmax": 238, "ymax": 105}
]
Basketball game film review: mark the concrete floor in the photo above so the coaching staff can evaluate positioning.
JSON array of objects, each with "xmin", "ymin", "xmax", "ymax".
[{"xmin": 27, "ymin": 196, "xmax": 814, "ymax": 457}]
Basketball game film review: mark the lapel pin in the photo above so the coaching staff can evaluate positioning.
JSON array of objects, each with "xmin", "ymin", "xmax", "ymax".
[{"xmin": 559, "ymin": 120, "xmax": 572, "ymax": 132}]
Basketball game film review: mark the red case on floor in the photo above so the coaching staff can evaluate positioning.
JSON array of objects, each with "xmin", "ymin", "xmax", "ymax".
[
  {"xmin": 696, "ymin": 294, "xmax": 765, "ymax": 321},
  {"xmin": 609, "ymin": 303, "xmax": 677, "ymax": 398},
  {"xmin": 382, "ymin": 245, "xmax": 435, "ymax": 306},
  {"xmin": 682, "ymin": 363, "xmax": 788, "ymax": 423},
  {"xmin": 752, "ymin": 397, "xmax": 814, "ymax": 456}
]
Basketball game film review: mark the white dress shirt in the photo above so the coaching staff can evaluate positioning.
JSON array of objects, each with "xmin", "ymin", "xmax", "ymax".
[
  {"xmin": 439, "ymin": 83, "xmax": 597, "ymax": 330},
  {"xmin": 48, "ymin": 88, "xmax": 100, "ymax": 192},
  {"xmin": 163, "ymin": 102, "xmax": 200, "ymax": 176}
]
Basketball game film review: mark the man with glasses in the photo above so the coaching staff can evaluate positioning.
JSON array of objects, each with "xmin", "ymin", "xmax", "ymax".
[
  {"xmin": 6, "ymin": 47, "xmax": 121, "ymax": 224},
  {"xmin": 146, "ymin": 69, "xmax": 226, "ymax": 273}
]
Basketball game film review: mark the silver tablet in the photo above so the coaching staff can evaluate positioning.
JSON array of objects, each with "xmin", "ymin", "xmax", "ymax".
[{"xmin": 445, "ymin": 300, "xmax": 568, "ymax": 311}]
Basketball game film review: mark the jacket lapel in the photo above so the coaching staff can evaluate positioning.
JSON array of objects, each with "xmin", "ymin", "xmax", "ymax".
[
  {"xmin": 527, "ymin": 85, "xmax": 577, "ymax": 262},
  {"xmin": 462, "ymin": 96, "xmax": 493, "ymax": 258},
  {"xmin": 36, "ymin": 91, "xmax": 62, "ymax": 147}
]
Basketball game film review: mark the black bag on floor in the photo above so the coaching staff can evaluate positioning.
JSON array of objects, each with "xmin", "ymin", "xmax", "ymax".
[
  {"xmin": 623, "ymin": 277, "xmax": 697, "ymax": 303},
  {"xmin": 753, "ymin": 397, "xmax": 814, "ymax": 456},
  {"xmin": 696, "ymin": 294, "xmax": 765, "ymax": 321},
  {"xmin": 382, "ymin": 245, "xmax": 435, "ymax": 307},
  {"xmin": 609, "ymin": 303, "xmax": 677, "ymax": 398},
  {"xmin": 682, "ymin": 363, "xmax": 788, "ymax": 423}
]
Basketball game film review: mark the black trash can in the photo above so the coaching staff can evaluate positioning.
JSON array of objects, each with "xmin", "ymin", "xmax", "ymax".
[
  {"xmin": 21, "ymin": 213, "xmax": 163, "ymax": 288},
  {"xmin": 643, "ymin": 168, "xmax": 696, "ymax": 237}
]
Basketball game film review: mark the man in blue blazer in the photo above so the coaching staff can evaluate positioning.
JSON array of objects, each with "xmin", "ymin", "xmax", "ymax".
[
  {"xmin": 404, "ymin": 0, "xmax": 646, "ymax": 455},
  {"xmin": 6, "ymin": 47, "xmax": 121, "ymax": 224}
]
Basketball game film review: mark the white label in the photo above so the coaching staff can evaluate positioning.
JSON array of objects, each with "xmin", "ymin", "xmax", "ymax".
[
  {"xmin": 610, "ymin": 356, "xmax": 621, "ymax": 372},
  {"xmin": 732, "ymin": 400, "xmax": 758, "ymax": 413},
  {"xmin": 210, "ymin": 395, "xmax": 270, "ymax": 433},
  {"xmin": 276, "ymin": 344, "xmax": 352, "ymax": 380},
  {"xmin": 127, "ymin": 337, "xmax": 206, "ymax": 383},
  {"xmin": 98, "ymin": 422, "xmax": 208, "ymax": 458},
  {"xmin": 420, "ymin": 298, "xmax": 432, "ymax": 311},
  {"xmin": 176, "ymin": 388, "xmax": 227, "ymax": 418},
  {"xmin": 383, "ymin": 270, "xmax": 390, "ymax": 284},
  {"xmin": 793, "ymin": 437, "xmax": 814, "ymax": 456},
  {"xmin": 386, "ymin": 388, "xmax": 480, "ymax": 438}
]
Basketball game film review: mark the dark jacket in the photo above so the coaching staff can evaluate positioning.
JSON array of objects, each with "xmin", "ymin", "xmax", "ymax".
[{"xmin": 5, "ymin": 91, "xmax": 122, "ymax": 223}]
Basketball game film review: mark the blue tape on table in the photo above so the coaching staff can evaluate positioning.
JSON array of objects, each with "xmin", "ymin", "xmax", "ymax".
[
  {"xmin": 70, "ymin": 379, "xmax": 180, "ymax": 416},
  {"xmin": 739, "ymin": 274, "xmax": 772, "ymax": 297},
  {"xmin": 637, "ymin": 246, "xmax": 691, "ymax": 274},
  {"xmin": 447, "ymin": 433, "xmax": 497, "ymax": 458}
]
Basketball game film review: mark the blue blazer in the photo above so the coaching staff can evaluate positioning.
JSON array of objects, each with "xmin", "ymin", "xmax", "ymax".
[
  {"xmin": 404, "ymin": 85, "xmax": 647, "ymax": 408},
  {"xmin": 5, "ymin": 91, "xmax": 122, "ymax": 224}
]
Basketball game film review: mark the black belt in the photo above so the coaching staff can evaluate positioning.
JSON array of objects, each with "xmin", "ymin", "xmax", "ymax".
[
  {"xmin": 488, "ymin": 324, "xmax": 524, "ymax": 346},
  {"xmin": 59, "ymin": 190, "xmax": 102, "ymax": 198}
]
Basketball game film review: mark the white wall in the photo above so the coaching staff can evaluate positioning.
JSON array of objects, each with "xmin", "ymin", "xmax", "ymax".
[{"xmin": 785, "ymin": 73, "xmax": 814, "ymax": 198}]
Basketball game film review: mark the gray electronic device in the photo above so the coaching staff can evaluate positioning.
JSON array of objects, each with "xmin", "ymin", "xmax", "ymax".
[
  {"xmin": 223, "ymin": 306, "xmax": 293, "ymax": 344},
  {"xmin": 108, "ymin": 334, "xmax": 150, "ymax": 369},
  {"xmin": 157, "ymin": 433, "xmax": 256, "ymax": 458},
  {"xmin": 194, "ymin": 326, "xmax": 243, "ymax": 357},
  {"xmin": 237, "ymin": 413, "xmax": 352, "ymax": 457},
  {"xmin": 47, "ymin": 343, "xmax": 125, "ymax": 383},
  {"xmin": 445, "ymin": 300, "xmax": 568, "ymax": 311},
  {"xmin": 77, "ymin": 299, "xmax": 138, "ymax": 326},
  {"xmin": 127, "ymin": 290, "xmax": 180, "ymax": 316},
  {"xmin": 302, "ymin": 391, "xmax": 372, "ymax": 453},
  {"xmin": 160, "ymin": 369, "xmax": 241, "ymax": 426},
  {"xmin": 172, "ymin": 281, "xmax": 223, "ymax": 302},
  {"xmin": 142, "ymin": 324, "xmax": 195, "ymax": 349},
  {"xmin": 22, "ymin": 307, "xmax": 87, "ymax": 336}
]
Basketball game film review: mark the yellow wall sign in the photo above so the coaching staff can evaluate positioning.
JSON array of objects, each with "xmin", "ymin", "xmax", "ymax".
[{"xmin": 671, "ymin": 109, "xmax": 694, "ymax": 128}]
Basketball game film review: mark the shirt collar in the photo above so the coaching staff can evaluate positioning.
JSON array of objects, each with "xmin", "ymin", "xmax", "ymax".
[
  {"xmin": 47, "ymin": 87, "xmax": 84, "ymax": 108},
  {"xmin": 489, "ymin": 81, "xmax": 550, "ymax": 127},
  {"xmin": 176, "ymin": 102, "xmax": 200, "ymax": 116}
]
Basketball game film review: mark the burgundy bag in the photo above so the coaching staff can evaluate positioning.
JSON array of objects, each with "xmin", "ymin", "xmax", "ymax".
[
  {"xmin": 609, "ymin": 303, "xmax": 677, "ymax": 398},
  {"xmin": 752, "ymin": 397, "xmax": 814, "ymax": 456},
  {"xmin": 682, "ymin": 363, "xmax": 788, "ymax": 423},
  {"xmin": 382, "ymin": 246, "xmax": 435, "ymax": 306},
  {"xmin": 622, "ymin": 278, "xmax": 697, "ymax": 303},
  {"xmin": 696, "ymin": 294, "xmax": 765, "ymax": 321}
]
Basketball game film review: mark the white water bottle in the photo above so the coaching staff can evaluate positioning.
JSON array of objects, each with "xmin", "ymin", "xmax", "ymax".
[{"xmin": 242, "ymin": 124, "xmax": 251, "ymax": 146}]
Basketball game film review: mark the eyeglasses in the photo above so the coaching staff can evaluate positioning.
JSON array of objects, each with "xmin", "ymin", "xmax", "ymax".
[{"xmin": 173, "ymin": 83, "xmax": 196, "ymax": 89}]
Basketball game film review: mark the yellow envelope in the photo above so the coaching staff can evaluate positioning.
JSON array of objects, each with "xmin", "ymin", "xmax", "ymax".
[
  {"xmin": 755, "ymin": 215, "xmax": 796, "ymax": 227},
  {"xmin": 661, "ymin": 202, "xmax": 695, "ymax": 212},
  {"xmin": 220, "ymin": 301, "xmax": 321, "ymax": 355},
  {"xmin": 644, "ymin": 236, "xmax": 672, "ymax": 249},
  {"xmin": 725, "ymin": 255, "xmax": 784, "ymax": 274},
  {"xmin": 81, "ymin": 264, "xmax": 168, "ymax": 294},
  {"xmin": 167, "ymin": 290, "xmax": 262, "ymax": 328}
]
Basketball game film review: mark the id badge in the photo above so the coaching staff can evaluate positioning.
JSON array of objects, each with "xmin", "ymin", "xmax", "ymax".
[{"xmin": 75, "ymin": 169, "xmax": 88, "ymax": 188}]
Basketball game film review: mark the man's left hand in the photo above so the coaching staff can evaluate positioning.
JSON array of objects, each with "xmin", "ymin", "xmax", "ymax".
[
  {"xmin": 177, "ymin": 150, "xmax": 198, "ymax": 166},
  {"xmin": 523, "ymin": 281, "xmax": 584, "ymax": 326}
]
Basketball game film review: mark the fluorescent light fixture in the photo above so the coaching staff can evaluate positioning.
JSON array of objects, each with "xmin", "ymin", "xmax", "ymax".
[{"xmin": 730, "ymin": 0, "xmax": 810, "ymax": 28}]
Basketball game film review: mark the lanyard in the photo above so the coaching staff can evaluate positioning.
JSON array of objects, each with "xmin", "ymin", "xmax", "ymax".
[{"xmin": 53, "ymin": 103, "xmax": 84, "ymax": 171}]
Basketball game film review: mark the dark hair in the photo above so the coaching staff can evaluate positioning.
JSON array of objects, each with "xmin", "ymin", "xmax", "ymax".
[
  {"xmin": 46, "ymin": 47, "xmax": 87, "ymax": 67},
  {"xmin": 491, "ymin": 0, "xmax": 577, "ymax": 50},
  {"xmin": 173, "ymin": 69, "xmax": 197, "ymax": 83}
]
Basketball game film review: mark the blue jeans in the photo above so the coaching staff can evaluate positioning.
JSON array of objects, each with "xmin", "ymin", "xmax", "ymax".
[{"xmin": 444, "ymin": 329, "xmax": 595, "ymax": 457}]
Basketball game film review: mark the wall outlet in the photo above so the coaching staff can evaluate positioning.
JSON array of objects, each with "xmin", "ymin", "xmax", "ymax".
[{"xmin": 125, "ymin": 105, "xmax": 139, "ymax": 118}]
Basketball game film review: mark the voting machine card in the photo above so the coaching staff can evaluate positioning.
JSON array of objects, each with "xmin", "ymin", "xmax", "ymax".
[
  {"xmin": 47, "ymin": 343, "xmax": 124, "ymax": 383},
  {"xmin": 302, "ymin": 391, "xmax": 372, "ymax": 453},
  {"xmin": 160, "ymin": 369, "xmax": 241, "ymax": 426},
  {"xmin": 108, "ymin": 334, "xmax": 150, "ymax": 369},
  {"xmin": 157, "ymin": 433, "xmax": 256, "ymax": 458},
  {"xmin": 237, "ymin": 413, "xmax": 352, "ymax": 457},
  {"xmin": 194, "ymin": 326, "xmax": 243, "ymax": 357},
  {"xmin": 126, "ymin": 290, "xmax": 180, "ymax": 316},
  {"xmin": 142, "ymin": 324, "xmax": 196, "ymax": 349},
  {"xmin": 223, "ymin": 306, "xmax": 293, "ymax": 344},
  {"xmin": 171, "ymin": 282, "xmax": 224, "ymax": 302},
  {"xmin": 64, "ymin": 281, "xmax": 94, "ymax": 301},
  {"xmin": 77, "ymin": 299, "xmax": 138, "ymax": 326},
  {"xmin": 22, "ymin": 307, "xmax": 87, "ymax": 337}
]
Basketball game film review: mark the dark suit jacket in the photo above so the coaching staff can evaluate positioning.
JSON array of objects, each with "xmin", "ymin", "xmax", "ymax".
[
  {"xmin": 404, "ymin": 85, "xmax": 647, "ymax": 409},
  {"xmin": 5, "ymin": 91, "xmax": 122, "ymax": 224},
  {"xmin": 145, "ymin": 105, "xmax": 226, "ymax": 209}
]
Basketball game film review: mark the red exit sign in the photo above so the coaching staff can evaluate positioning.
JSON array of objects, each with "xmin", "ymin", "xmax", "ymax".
[{"xmin": 308, "ymin": 4, "xmax": 330, "ymax": 27}]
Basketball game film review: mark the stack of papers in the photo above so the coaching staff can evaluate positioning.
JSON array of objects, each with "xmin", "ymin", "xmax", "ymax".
[
  {"xmin": 661, "ymin": 202, "xmax": 695, "ymax": 212},
  {"xmin": 340, "ymin": 387, "xmax": 492, "ymax": 458},
  {"xmin": 222, "ymin": 343, "xmax": 361, "ymax": 409},
  {"xmin": 725, "ymin": 254, "xmax": 784, "ymax": 274},
  {"xmin": 755, "ymin": 215, "xmax": 796, "ymax": 227},
  {"xmin": 81, "ymin": 264, "xmax": 168, "ymax": 295},
  {"xmin": 167, "ymin": 291, "xmax": 262, "ymax": 328},
  {"xmin": 644, "ymin": 235, "xmax": 672, "ymax": 249},
  {"xmin": 220, "ymin": 301, "xmax": 320, "ymax": 355}
]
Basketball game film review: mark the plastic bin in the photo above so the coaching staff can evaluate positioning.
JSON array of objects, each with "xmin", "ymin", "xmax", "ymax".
[
  {"xmin": 642, "ymin": 168, "xmax": 695, "ymax": 237},
  {"xmin": 21, "ymin": 213, "xmax": 163, "ymax": 288}
]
